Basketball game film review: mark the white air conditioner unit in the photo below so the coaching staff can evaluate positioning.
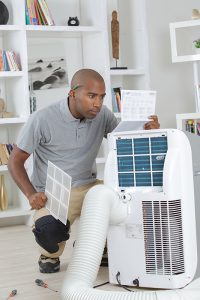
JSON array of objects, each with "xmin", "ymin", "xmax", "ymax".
[{"xmin": 105, "ymin": 128, "xmax": 200, "ymax": 289}]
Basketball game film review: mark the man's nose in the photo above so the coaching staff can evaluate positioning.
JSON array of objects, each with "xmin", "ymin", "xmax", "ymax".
[{"xmin": 93, "ymin": 96, "xmax": 103, "ymax": 107}]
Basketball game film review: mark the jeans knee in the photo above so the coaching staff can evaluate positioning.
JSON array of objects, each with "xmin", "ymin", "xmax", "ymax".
[{"xmin": 32, "ymin": 215, "xmax": 70, "ymax": 253}]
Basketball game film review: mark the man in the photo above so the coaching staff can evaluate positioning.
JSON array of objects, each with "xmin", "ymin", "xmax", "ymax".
[{"xmin": 8, "ymin": 69, "xmax": 160, "ymax": 273}]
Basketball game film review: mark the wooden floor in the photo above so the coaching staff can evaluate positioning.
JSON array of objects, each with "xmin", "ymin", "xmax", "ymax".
[
  {"xmin": 0, "ymin": 223, "xmax": 122, "ymax": 300},
  {"xmin": 1, "ymin": 224, "xmax": 200, "ymax": 300}
]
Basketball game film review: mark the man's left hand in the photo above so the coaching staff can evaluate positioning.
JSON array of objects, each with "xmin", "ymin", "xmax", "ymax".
[{"xmin": 143, "ymin": 115, "xmax": 160, "ymax": 130}]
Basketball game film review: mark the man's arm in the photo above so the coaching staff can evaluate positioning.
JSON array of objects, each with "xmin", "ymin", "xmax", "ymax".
[{"xmin": 8, "ymin": 145, "xmax": 47, "ymax": 209}]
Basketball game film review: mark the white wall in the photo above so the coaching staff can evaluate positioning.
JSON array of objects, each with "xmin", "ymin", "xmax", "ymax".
[{"xmin": 146, "ymin": 0, "xmax": 200, "ymax": 128}]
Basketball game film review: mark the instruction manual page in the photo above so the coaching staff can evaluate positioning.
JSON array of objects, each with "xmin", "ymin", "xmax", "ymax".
[{"xmin": 121, "ymin": 90, "xmax": 156, "ymax": 122}]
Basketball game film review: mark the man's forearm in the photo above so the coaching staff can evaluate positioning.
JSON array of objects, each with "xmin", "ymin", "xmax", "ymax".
[{"xmin": 8, "ymin": 162, "xmax": 36, "ymax": 200}]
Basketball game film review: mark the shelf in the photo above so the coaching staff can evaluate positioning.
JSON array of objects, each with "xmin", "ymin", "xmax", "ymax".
[
  {"xmin": 0, "ymin": 207, "xmax": 32, "ymax": 218},
  {"xmin": 176, "ymin": 113, "xmax": 200, "ymax": 131},
  {"xmin": 176, "ymin": 112, "xmax": 200, "ymax": 120},
  {"xmin": 25, "ymin": 25, "xmax": 103, "ymax": 38},
  {"xmin": 0, "ymin": 25, "xmax": 22, "ymax": 31},
  {"xmin": 110, "ymin": 68, "xmax": 145, "ymax": 76},
  {"xmin": 0, "ymin": 117, "xmax": 28, "ymax": 125},
  {"xmin": 0, "ymin": 71, "xmax": 24, "ymax": 78}
]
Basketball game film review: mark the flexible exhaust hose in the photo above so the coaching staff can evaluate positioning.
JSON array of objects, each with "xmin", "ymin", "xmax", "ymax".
[{"xmin": 62, "ymin": 184, "xmax": 200, "ymax": 300}]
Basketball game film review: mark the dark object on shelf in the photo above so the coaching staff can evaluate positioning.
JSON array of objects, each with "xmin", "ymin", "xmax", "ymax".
[
  {"xmin": 110, "ymin": 66, "xmax": 128, "ymax": 70},
  {"xmin": 68, "ymin": 17, "xmax": 79, "ymax": 26},
  {"xmin": 0, "ymin": 1, "xmax": 9, "ymax": 25}
]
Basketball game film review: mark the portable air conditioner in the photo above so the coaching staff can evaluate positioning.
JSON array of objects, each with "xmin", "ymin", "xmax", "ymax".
[{"xmin": 105, "ymin": 127, "xmax": 200, "ymax": 289}]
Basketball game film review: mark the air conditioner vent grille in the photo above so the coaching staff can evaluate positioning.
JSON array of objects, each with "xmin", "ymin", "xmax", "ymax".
[
  {"xmin": 116, "ymin": 136, "xmax": 167, "ymax": 188},
  {"xmin": 142, "ymin": 200, "xmax": 185, "ymax": 275}
]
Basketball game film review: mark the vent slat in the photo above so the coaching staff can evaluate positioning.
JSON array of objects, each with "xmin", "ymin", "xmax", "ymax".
[{"xmin": 143, "ymin": 200, "xmax": 185, "ymax": 275}]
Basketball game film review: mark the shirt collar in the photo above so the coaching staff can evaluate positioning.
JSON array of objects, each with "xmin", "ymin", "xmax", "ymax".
[{"xmin": 59, "ymin": 98, "xmax": 93, "ymax": 124}]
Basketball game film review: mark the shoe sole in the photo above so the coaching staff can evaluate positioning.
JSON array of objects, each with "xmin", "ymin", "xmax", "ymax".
[{"xmin": 39, "ymin": 265, "xmax": 60, "ymax": 273}]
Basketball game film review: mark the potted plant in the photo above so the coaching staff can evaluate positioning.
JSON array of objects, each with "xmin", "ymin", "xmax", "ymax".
[{"xmin": 193, "ymin": 38, "xmax": 200, "ymax": 54}]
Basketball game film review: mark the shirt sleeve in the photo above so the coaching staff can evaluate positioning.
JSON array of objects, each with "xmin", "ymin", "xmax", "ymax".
[{"xmin": 16, "ymin": 111, "xmax": 47, "ymax": 154}]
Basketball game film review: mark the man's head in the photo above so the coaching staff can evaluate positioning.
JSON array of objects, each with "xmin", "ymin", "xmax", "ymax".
[{"xmin": 68, "ymin": 69, "xmax": 106, "ymax": 120}]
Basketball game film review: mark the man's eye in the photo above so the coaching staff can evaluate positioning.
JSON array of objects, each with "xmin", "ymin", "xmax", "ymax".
[{"xmin": 88, "ymin": 94, "xmax": 95, "ymax": 99}]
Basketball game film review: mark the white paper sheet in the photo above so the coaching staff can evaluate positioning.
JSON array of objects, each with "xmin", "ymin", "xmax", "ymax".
[
  {"xmin": 45, "ymin": 161, "xmax": 71, "ymax": 225},
  {"xmin": 121, "ymin": 90, "xmax": 156, "ymax": 121}
]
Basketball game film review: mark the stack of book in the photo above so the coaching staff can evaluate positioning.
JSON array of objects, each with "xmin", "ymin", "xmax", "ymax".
[
  {"xmin": 111, "ymin": 87, "xmax": 121, "ymax": 113},
  {"xmin": 0, "ymin": 144, "xmax": 13, "ymax": 165},
  {"xmin": 25, "ymin": 0, "xmax": 55, "ymax": 25},
  {"xmin": 186, "ymin": 119, "xmax": 200, "ymax": 135},
  {"xmin": 0, "ymin": 50, "xmax": 21, "ymax": 72}
]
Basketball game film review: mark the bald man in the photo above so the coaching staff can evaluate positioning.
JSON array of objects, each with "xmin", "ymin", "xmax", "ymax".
[{"xmin": 8, "ymin": 69, "xmax": 160, "ymax": 273}]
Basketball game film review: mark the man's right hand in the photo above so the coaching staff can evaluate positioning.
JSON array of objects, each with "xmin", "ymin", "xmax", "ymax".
[{"xmin": 28, "ymin": 192, "xmax": 47, "ymax": 210}]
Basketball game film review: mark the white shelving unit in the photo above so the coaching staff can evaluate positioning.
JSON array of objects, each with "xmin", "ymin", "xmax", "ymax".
[
  {"xmin": 0, "ymin": 0, "xmax": 149, "ymax": 225},
  {"xmin": 170, "ymin": 20, "xmax": 200, "ymax": 113},
  {"xmin": 170, "ymin": 20, "xmax": 200, "ymax": 129},
  {"xmin": 170, "ymin": 20, "xmax": 200, "ymax": 134},
  {"xmin": 176, "ymin": 112, "xmax": 200, "ymax": 136},
  {"xmin": 107, "ymin": 0, "xmax": 150, "ymax": 92}
]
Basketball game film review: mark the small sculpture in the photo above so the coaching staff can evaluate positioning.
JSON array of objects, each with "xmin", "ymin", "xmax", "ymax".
[
  {"xmin": 68, "ymin": 17, "xmax": 80, "ymax": 26},
  {"xmin": 111, "ymin": 10, "xmax": 119, "ymax": 61},
  {"xmin": 0, "ymin": 91, "xmax": 14, "ymax": 118},
  {"xmin": 0, "ymin": 175, "xmax": 8, "ymax": 211},
  {"xmin": 110, "ymin": 10, "xmax": 127, "ymax": 70}
]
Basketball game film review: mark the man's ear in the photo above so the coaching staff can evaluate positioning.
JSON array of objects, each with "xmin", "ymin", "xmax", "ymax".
[{"xmin": 68, "ymin": 90, "xmax": 75, "ymax": 97}]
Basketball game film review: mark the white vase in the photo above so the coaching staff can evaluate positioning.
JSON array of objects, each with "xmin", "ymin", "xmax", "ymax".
[
  {"xmin": 195, "ymin": 48, "xmax": 200, "ymax": 54},
  {"xmin": 0, "ymin": 174, "xmax": 8, "ymax": 210}
]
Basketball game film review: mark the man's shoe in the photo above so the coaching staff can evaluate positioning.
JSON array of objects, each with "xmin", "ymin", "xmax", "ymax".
[
  {"xmin": 38, "ymin": 255, "xmax": 60, "ymax": 273},
  {"xmin": 100, "ymin": 247, "xmax": 108, "ymax": 267}
]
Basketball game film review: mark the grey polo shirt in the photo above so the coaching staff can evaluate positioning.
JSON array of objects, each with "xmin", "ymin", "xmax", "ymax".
[{"xmin": 17, "ymin": 99, "xmax": 118, "ymax": 191}]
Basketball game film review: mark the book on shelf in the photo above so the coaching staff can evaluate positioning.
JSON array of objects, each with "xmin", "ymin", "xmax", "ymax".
[
  {"xmin": 185, "ymin": 119, "xmax": 200, "ymax": 135},
  {"xmin": 0, "ymin": 50, "xmax": 3, "ymax": 71},
  {"xmin": 25, "ymin": 0, "xmax": 30, "ymax": 24},
  {"xmin": 25, "ymin": 0, "xmax": 55, "ymax": 26},
  {"xmin": 111, "ymin": 87, "xmax": 121, "ymax": 113},
  {"xmin": 2, "ymin": 50, "xmax": 9, "ymax": 71},
  {"xmin": 35, "ymin": 0, "xmax": 48, "ymax": 25},
  {"xmin": 26, "ymin": 0, "xmax": 38, "ymax": 25},
  {"xmin": 38, "ymin": 0, "xmax": 55, "ymax": 25},
  {"xmin": 0, "ymin": 50, "xmax": 21, "ymax": 71}
]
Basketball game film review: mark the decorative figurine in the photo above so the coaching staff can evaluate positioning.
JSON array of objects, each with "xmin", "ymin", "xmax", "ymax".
[
  {"xmin": 0, "ymin": 175, "xmax": 8, "ymax": 211},
  {"xmin": 110, "ymin": 10, "xmax": 127, "ymax": 70},
  {"xmin": 68, "ymin": 17, "xmax": 80, "ymax": 26},
  {"xmin": 0, "ymin": 89, "xmax": 14, "ymax": 118},
  {"xmin": 0, "ymin": 1, "xmax": 9, "ymax": 25}
]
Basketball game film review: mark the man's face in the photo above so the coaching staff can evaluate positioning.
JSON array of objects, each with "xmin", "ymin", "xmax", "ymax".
[{"xmin": 72, "ymin": 79, "xmax": 106, "ymax": 119}]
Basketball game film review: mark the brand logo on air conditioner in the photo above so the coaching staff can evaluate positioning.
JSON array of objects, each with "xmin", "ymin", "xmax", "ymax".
[{"xmin": 156, "ymin": 155, "xmax": 165, "ymax": 161}]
